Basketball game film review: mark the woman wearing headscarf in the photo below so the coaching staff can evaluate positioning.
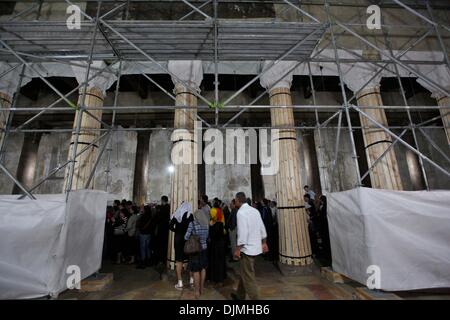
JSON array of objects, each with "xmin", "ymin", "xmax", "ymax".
[
  {"xmin": 207, "ymin": 199, "xmax": 227, "ymax": 285},
  {"xmin": 169, "ymin": 202, "xmax": 194, "ymax": 290},
  {"xmin": 184, "ymin": 207, "xmax": 210, "ymax": 299}
]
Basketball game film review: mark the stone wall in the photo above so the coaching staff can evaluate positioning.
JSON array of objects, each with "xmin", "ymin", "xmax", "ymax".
[
  {"xmin": 147, "ymin": 129, "xmax": 172, "ymax": 203},
  {"xmin": 94, "ymin": 128, "xmax": 137, "ymax": 201},
  {"xmin": 315, "ymin": 128, "xmax": 360, "ymax": 194},
  {"xmin": 34, "ymin": 132, "xmax": 71, "ymax": 194}
]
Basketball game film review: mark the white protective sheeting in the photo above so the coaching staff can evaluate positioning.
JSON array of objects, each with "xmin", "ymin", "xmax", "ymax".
[
  {"xmin": 328, "ymin": 187, "xmax": 450, "ymax": 291},
  {"xmin": 0, "ymin": 190, "xmax": 108, "ymax": 299}
]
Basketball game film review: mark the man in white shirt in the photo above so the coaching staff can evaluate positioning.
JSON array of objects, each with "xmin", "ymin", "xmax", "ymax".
[{"xmin": 231, "ymin": 192, "xmax": 268, "ymax": 300}]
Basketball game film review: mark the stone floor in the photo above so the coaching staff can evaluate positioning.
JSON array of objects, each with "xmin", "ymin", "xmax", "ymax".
[{"xmin": 57, "ymin": 258, "xmax": 450, "ymax": 300}]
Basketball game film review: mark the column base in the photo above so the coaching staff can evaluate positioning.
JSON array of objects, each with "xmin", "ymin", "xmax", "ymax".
[{"xmin": 277, "ymin": 261, "xmax": 318, "ymax": 277}]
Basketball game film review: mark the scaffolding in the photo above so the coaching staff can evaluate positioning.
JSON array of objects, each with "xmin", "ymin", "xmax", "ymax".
[{"xmin": 0, "ymin": 0, "xmax": 449, "ymax": 200}]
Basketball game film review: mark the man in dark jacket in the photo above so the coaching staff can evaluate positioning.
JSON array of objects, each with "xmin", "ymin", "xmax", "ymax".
[
  {"xmin": 136, "ymin": 206, "xmax": 153, "ymax": 269},
  {"xmin": 152, "ymin": 196, "xmax": 170, "ymax": 266},
  {"xmin": 304, "ymin": 193, "xmax": 319, "ymax": 256}
]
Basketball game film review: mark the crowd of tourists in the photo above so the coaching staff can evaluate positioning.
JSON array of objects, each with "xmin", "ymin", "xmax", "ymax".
[
  {"xmin": 104, "ymin": 196, "xmax": 171, "ymax": 269},
  {"xmin": 103, "ymin": 185, "xmax": 331, "ymax": 299}
]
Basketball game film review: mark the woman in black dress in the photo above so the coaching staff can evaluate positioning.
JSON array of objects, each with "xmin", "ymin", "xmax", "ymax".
[
  {"xmin": 169, "ymin": 202, "xmax": 193, "ymax": 290},
  {"xmin": 207, "ymin": 200, "xmax": 227, "ymax": 285}
]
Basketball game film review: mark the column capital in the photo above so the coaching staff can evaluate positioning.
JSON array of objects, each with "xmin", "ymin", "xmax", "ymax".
[
  {"xmin": 71, "ymin": 60, "xmax": 116, "ymax": 96},
  {"xmin": 260, "ymin": 61, "xmax": 297, "ymax": 91},
  {"xmin": 416, "ymin": 64, "xmax": 450, "ymax": 100},
  {"xmin": 341, "ymin": 63, "xmax": 382, "ymax": 94},
  {"xmin": 0, "ymin": 62, "xmax": 22, "ymax": 98},
  {"xmin": 167, "ymin": 60, "xmax": 203, "ymax": 92}
]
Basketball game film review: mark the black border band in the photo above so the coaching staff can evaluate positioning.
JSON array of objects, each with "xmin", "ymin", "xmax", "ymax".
[
  {"xmin": 269, "ymin": 91, "xmax": 291, "ymax": 99},
  {"xmin": 278, "ymin": 205, "xmax": 305, "ymax": 210},
  {"xmin": 176, "ymin": 91, "xmax": 196, "ymax": 97},
  {"xmin": 70, "ymin": 141, "xmax": 98, "ymax": 148},
  {"xmin": 436, "ymin": 96, "xmax": 448, "ymax": 104},
  {"xmin": 272, "ymin": 137, "xmax": 297, "ymax": 142},
  {"xmin": 172, "ymin": 139, "xmax": 196, "ymax": 144},
  {"xmin": 81, "ymin": 92, "xmax": 104, "ymax": 102},
  {"xmin": 0, "ymin": 96, "xmax": 12, "ymax": 105},
  {"xmin": 279, "ymin": 253, "xmax": 312, "ymax": 260},
  {"xmin": 364, "ymin": 140, "xmax": 392, "ymax": 150},
  {"xmin": 357, "ymin": 90, "xmax": 379, "ymax": 101}
]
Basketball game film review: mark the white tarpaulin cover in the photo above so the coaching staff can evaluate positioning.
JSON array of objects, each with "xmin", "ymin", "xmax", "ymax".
[
  {"xmin": 0, "ymin": 190, "xmax": 108, "ymax": 299},
  {"xmin": 328, "ymin": 187, "xmax": 450, "ymax": 291}
]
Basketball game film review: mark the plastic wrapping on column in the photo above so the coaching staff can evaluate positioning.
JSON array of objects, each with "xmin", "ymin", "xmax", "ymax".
[
  {"xmin": 435, "ymin": 95, "xmax": 450, "ymax": 147},
  {"xmin": 167, "ymin": 83, "xmax": 199, "ymax": 270},
  {"xmin": 269, "ymin": 87, "xmax": 312, "ymax": 266},
  {"xmin": 356, "ymin": 86, "xmax": 403, "ymax": 190},
  {"xmin": 415, "ymin": 66, "xmax": 449, "ymax": 150},
  {"xmin": 63, "ymin": 61, "xmax": 116, "ymax": 192},
  {"xmin": 12, "ymin": 132, "xmax": 42, "ymax": 194},
  {"xmin": 0, "ymin": 63, "xmax": 23, "ymax": 153},
  {"xmin": 0, "ymin": 92, "xmax": 12, "ymax": 152},
  {"xmin": 63, "ymin": 87, "xmax": 104, "ymax": 191}
]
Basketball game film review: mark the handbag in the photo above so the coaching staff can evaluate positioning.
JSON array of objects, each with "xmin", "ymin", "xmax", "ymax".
[
  {"xmin": 184, "ymin": 222, "xmax": 202, "ymax": 256},
  {"xmin": 114, "ymin": 227, "xmax": 126, "ymax": 236},
  {"xmin": 114, "ymin": 222, "xmax": 126, "ymax": 236}
]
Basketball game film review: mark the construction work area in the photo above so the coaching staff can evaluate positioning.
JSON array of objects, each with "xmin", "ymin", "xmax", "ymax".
[{"xmin": 0, "ymin": 0, "xmax": 449, "ymax": 301}]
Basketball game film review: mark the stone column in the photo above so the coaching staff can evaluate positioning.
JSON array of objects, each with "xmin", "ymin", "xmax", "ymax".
[
  {"xmin": 166, "ymin": 60, "xmax": 202, "ymax": 269},
  {"xmin": 435, "ymin": 94, "xmax": 450, "ymax": 147},
  {"xmin": 0, "ymin": 63, "xmax": 22, "ymax": 155},
  {"xmin": 261, "ymin": 61, "xmax": 312, "ymax": 266},
  {"xmin": 12, "ymin": 132, "xmax": 42, "ymax": 194},
  {"xmin": 63, "ymin": 61, "xmax": 116, "ymax": 191},
  {"xmin": 0, "ymin": 92, "xmax": 11, "ymax": 153},
  {"xmin": 301, "ymin": 131, "xmax": 322, "ymax": 194},
  {"xmin": 133, "ymin": 131, "xmax": 150, "ymax": 205},
  {"xmin": 343, "ymin": 60, "xmax": 403, "ymax": 190},
  {"xmin": 417, "ymin": 66, "xmax": 450, "ymax": 148}
]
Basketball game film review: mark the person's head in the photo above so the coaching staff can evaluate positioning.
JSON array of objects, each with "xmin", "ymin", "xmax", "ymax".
[
  {"xmin": 144, "ymin": 205, "xmax": 152, "ymax": 216},
  {"xmin": 193, "ymin": 208, "xmax": 210, "ymax": 227},
  {"xmin": 106, "ymin": 206, "xmax": 113, "ymax": 216},
  {"xmin": 161, "ymin": 195, "xmax": 168, "ymax": 205},
  {"xmin": 119, "ymin": 208, "xmax": 127, "ymax": 219},
  {"xmin": 304, "ymin": 185, "xmax": 309, "ymax": 192},
  {"xmin": 230, "ymin": 199, "xmax": 236, "ymax": 209},
  {"xmin": 113, "ymin": 200, "xmax": 120, "ymax": 207},
  {"xmin": 303, "ymin": 193, "xmax": 311, "ymax": 203},
  {"xmin": 213, "ymin": 199, "xmax": 221, "ymax": 209},
  {"xmin": 132, "ymin": 205, "xmax": 139, "ymax": 215},
  {"xmin": 200, "ymin": 194, "xmax": 208, "ymax": 207},
  {"xmin": 263, "ymin": 198, "xmax": 270, "ymax": 206},
  {"xmin": 320, "ymin": 195, "xmax": 327, "ymax": 205},
  {"xmin": 126, "ymin": 200, "xmax": 133, "ymax": 208},
  {"xmin": 270, "ymin": 200, "xmax": 277, "ymax": 208},
  {"xmin": 234, "ymin": 192, "xmax": 247, "ymax": 209}
]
